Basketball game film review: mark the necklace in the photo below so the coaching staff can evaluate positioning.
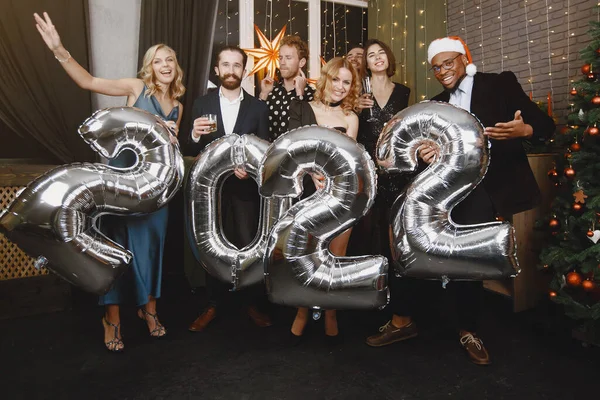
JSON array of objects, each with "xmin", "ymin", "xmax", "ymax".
[{"xmin": 322, "ymin": 99, "xmax": 343, "ymax": 108}]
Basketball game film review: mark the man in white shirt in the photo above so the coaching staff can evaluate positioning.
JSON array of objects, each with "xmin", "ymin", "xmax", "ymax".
[{"xmin": 188, "ymin": 46, "xmax": 271, "ymax": 332}]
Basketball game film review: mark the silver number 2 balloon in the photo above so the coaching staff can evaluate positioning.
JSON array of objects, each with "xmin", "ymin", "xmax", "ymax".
[
  {"xmin": 0, "ymin": 107, "xmax": 184, "ymax": 294},
  {"xmin": 377, "ymin": 102, "xmax": 519, "ymax": 283},
  {"xmin": 186, "ymin": 134, "xmax": 292, "ymax": 290},
  {"xmin": 260, "ymin": 126, "xmax": 389, "ymax": 310}
]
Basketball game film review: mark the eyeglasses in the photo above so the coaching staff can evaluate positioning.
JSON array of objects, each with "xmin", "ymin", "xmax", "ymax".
[{"xmin": 430, "ymin": 54, "xmax": 462, "ymax": 74}]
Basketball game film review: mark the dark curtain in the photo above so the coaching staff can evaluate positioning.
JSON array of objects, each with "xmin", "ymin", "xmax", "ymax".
[
  {"xmin": 138, "ymin": 0, "xmax": 219, "ymax": 156},
  {"xmin": 0, "ymin": 0, "xmax": 94, "ymax": 163},
  {"xmin": 138, "ymin": 0, "xmax": 218, "ymax": 278}
]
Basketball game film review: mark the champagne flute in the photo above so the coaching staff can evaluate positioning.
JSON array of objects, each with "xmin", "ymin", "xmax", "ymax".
[{"xmin": 362, "ymin": 76, "xmax": 376, "ymax": 122}]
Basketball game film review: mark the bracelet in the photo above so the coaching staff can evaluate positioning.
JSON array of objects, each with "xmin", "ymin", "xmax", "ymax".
[{"xmin": 54, "ymin": 51, "xmax": 71, "ymax": 63}]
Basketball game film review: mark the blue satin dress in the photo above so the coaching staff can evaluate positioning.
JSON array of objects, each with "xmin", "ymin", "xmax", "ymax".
[{"xmin": 99, "ymin": 89, "xmax": 178, "ymax": 306}]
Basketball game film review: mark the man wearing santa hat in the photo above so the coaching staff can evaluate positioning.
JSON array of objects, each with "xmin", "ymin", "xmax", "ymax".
[{"xmin": 365, "ymin": 36, "xmax": 555, "ymax": 366}]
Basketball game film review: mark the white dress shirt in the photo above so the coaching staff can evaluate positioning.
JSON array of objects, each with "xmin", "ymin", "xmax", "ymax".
[
  {"xmin": 220, "ymin": 86, "xmax": 244, "ymax": 136},
  {"xmin": 191, "ymin": 87, "xmax": 244, "ymax": 142},
  {"xmin": 449, "ymin": 75, "xmax": 474, "ymax": 112}
]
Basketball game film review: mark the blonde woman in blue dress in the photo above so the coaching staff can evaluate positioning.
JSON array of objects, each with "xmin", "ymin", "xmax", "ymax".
[{"xmin": 35, "ymin": 12, "xmax": 185, "ymax": 352}]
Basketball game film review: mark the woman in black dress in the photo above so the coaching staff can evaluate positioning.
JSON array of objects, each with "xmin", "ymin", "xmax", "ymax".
[{"xmin": 350, "ymin": 39, "xmax": 411, "ymax": 264}]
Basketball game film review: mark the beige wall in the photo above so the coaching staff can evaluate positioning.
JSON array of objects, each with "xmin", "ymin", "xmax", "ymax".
[
  {"xmin": 368, "ymin": 0, "xmax": 448, "ymax": 105},
  {"xmin": 88, "ymin": 0, "xmax": 141, "ymax": 110}
]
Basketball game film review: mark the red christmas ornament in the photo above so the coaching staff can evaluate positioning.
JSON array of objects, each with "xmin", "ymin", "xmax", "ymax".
[
  {"xmin": 570, "ymin": 88, "xmax": 578, "ymax": 96},
  {"xmin": 548, "ymin": 218, "xmax": 560, "ymax": 230},
  {"xmin": 587, "ymin": 72, "xmax": 596, "ymax": 81},
  {"xmin": 587, "ymin": 229, "xmax": 595, "ymax": 237},
  {"xmin": 592, "ymin": 95, "xmax": 600, "ymax": 105},
  {"xmin": 549, "ymin": 290, "xmax": 558, "ymax": 298},
  {"xmin": 563, "ymin": 166, "xmax": 576, "ymax": 180},
  {"xmin": 560, "ymin": 126, "xmax": 570, "ymax": 134},
  {"xmin": 572, "ymin": 203, "xmax": 583, "ymax": 213},
  {"xmin": 569, "ymin": 142, "xmax": 581, "ymax": 152},
  {"xmin": 587, "ymin": 125, "xmax": 599, "ymax": 136},
  {"xmin": 582, "ymin": 280, "xmax": 596, "ymax": 292},
  {"xmin": 582, "ymin": 64, "xmax": 591, "ymax": 74},
  {"xmin": 566, "ymin": 271, "xmax": 583, "ymax": 287}
]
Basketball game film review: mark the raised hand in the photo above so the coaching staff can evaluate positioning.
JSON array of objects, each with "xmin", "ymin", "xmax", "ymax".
[
  {"xmin": 259, "ymin": 75, "xmax": 275, "ymax": 100},
  {"xmin": 484, "ymin": 110, "xmax": 533, "ymax": 140},
  {"xmin": 34, "ymin": 12, "xmax": 63, "ymax": 52},
  {"xmin": 293, "ymin": 69, "xmax": 307, "ymax": 97}
]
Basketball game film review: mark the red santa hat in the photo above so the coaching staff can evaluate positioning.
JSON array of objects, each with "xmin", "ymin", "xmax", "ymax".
[{"xmin": 427, "ymin": 36, "xmax": 477, "ymax": 77}]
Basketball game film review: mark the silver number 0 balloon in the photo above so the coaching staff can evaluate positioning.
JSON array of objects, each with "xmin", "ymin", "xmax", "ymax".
[
  {"xmin": 260, "ymin": 126, "xmax": 389, "ymax": 310},
  {"xmin": 376, "ymin": 102, "xmax": 519, "ymax": 283},
  {"xmin": 0, "ymin": 107, "xmax": 185, "ymax": 294},
  {"xmin": 186, "ymin": 134, "xmax": 292, "ymax": 290}
]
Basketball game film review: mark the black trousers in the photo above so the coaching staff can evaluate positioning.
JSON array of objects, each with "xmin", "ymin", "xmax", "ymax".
[
  {"xmin": 387, "ymin": 182, "xmax": 501, "ymax": 333},
  {"xmin": 204, "ymin": 181, "xmax": 270, "ymax": 312}
]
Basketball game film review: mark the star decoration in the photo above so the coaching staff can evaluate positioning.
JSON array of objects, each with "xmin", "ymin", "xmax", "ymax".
[
  {"xmin": 573, "ymin": 189, "xmax": 588, "ymax": 204},
  {"xmin": 243, "ymin": 25, "xmax": 287, "ymax": 78},
  {"xmin": 306, "ymin": 56, "xmax": 328, "ymax": 85}
]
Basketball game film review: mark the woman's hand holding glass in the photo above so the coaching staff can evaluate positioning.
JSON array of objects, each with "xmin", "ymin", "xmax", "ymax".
[{"xmin": 361, "ymin": 77, "xmax": 376, "ymax": 121}]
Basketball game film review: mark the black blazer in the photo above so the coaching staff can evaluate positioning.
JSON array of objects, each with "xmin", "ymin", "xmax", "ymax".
[
  {"xmin": 188, "ymin": 88, "xmax": 269, "ymax": 200},
  {"xmin": 188, "ymin": 88, "xmax": 269, "ymax": 153},
  {"xmin": 432, "ymin": 72, "xmax": 555, "ymax": 216}
]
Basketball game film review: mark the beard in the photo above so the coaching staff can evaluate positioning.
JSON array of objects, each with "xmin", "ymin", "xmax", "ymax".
[{"xmin": 219, "ymin": 73, "xmax": 242, "ymax": 90}]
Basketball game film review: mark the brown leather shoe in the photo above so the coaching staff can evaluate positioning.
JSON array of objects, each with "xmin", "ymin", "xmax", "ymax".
[
  {"xmin": 366, "ymin": 320, "xmax": 418, "ymax": 347},
  {"xmin": 247, "ymin": 306, "xmax": 273, "ymax": 328},
  {"xmin": 188, "ymin": 306, "xmax": 217, "ymax": 332},
  {"xmin": 459, "ymin": 331, "xmax": 491, "ymax": 365}
]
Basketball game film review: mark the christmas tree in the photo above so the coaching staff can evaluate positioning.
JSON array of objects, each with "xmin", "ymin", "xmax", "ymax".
[{"xmin": 539, "ymin": 17, "xmax": 600, "ymax": 342}]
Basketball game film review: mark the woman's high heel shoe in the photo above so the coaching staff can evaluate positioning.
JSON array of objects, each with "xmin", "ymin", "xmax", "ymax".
[
  {"xmin": 102, "ymin": 317, "xmax": 124, "ymax": 353},
  {"xmin": 288, "ymin": 330, "xmax": 304, "ymax": 347},
  {"xmin": 137, "ymin": 308, "xmax": 167, "ymax": 338}
]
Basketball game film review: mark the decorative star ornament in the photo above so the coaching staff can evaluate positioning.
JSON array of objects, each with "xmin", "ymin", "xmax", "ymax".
[{"xmin": 243, "ymin": 25, "xmax": 287, "ymax": 78}]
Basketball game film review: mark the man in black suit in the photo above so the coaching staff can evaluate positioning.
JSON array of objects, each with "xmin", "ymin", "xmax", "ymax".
[
  {"xmin": 188, "ymin": 46, "xmax": 272, "ymax": 332},
  {"xmin": 366, "ymin": 36, "xmax": 555, "ymax": 366}
]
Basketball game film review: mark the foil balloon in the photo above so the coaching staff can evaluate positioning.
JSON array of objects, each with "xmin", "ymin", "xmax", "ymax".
[
  {"xmin": 376, "ymin": 101, "xmax": 519, "ymax": 283},
  {"xmin": 186, "ymin": 134, "xmax": 292, "ymax": 290},
  {"xmin": 260, "ymin": 126, "xmax": 388, "ymax": 310},
  {"xmin": 0, "ymin": 107, "xmax": 184, "ymax": 294}
]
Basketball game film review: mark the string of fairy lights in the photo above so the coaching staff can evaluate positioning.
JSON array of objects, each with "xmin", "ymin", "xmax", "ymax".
[
  {"xmin": 544, "ymin": 0, "xmax": 554, "ymax": 114},
  {"xmin": 403, "ymin": 1, "xmax": 408, "ymax": 85},
  {"xmin": 423, "ymin": 6, "xmax": 428, "ymax": 100},
  {"xmin": 461, "ymin": 0, "xmax": 467, "ymax": 42},
  {"xmin": 524, "ymin": 0, "xmax": 534, "ymax": 97},
  {"xmin": 499, "ymin": 0, "xmax": 504, "ymax": 71},
  {"xmin": 477, "ymin": 0, "xmax": 485, "ymax": 72},
  {"xmin": 215, "ymin": 0, "xmax": 593, "ymax": 120}
]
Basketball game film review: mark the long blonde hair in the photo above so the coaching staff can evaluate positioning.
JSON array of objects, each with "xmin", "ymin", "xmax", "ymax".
[
  {"xmin": 138, "ymin": 44, "xmax": 186, "ymax": 99},
  {"xmin": 314, "ymin": 57, "xmax": 360, "ymax": 114}
]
